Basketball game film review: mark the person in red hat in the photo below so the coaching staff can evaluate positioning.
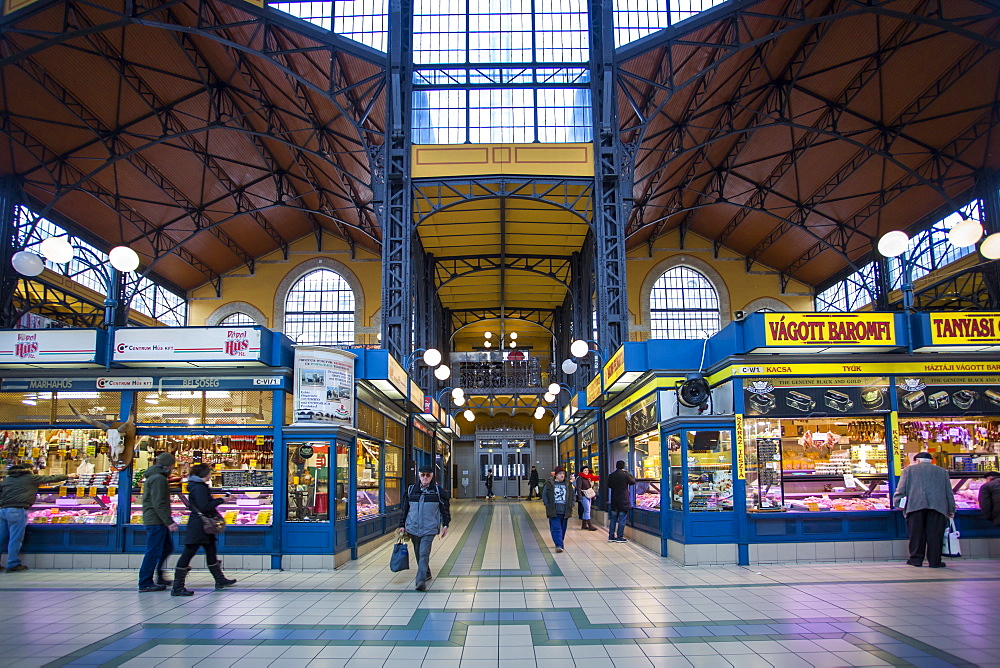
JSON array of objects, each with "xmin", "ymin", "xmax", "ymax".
[{"xmin": 541, "ymin": 466, "xmax": 573, "ymax": 552}]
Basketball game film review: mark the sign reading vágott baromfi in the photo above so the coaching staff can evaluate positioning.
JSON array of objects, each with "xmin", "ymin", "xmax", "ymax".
[
  {"xmin": 764, "ymin": 313, "xmax": 896, "ymax": 346},
  {"xmin": 929, "ymin": 312, "xmax": 1000, "ymax": 345}
]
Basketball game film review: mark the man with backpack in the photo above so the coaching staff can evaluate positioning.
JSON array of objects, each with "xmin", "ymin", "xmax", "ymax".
[{"xmin": 398, "ymin": 465, "xmax": 450, "ymax": 591}]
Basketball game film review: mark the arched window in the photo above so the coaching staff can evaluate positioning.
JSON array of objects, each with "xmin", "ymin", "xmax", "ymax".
[
  {"xmin": 649, "ymin": 267, "xmax": 720, "ymax": 339},
  {"xmin": 219, "ymin": 312, "xmax": 257, "ymax": 327},
  {"xmin": 284, "ymin": 269, "xmax": 356, "ymax": 346}
]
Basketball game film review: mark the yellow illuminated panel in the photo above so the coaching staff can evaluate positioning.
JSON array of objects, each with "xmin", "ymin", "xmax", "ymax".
[{"xmin": 412, "ymin": 143, "xmax": 593, "ymax": 178}]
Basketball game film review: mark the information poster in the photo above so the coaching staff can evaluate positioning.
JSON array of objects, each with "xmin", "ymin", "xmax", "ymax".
[{"xmin": 293, "ymin": 347, "xmax": 357, "ymax": 426}]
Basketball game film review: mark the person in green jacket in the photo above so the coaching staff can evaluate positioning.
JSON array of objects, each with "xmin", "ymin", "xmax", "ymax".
[
  {"xmin": 1, "ymin": 463, "xmax": 76, "ymax": 572},
  {"xmin": 138, "ymin": 453, "xmax": 178, "ymax": 592}
]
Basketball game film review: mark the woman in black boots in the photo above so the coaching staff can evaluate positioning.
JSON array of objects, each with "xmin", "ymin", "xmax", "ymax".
[{"xmin": 171, "ymin": 463, "xmax": 237, "ymax": 596}]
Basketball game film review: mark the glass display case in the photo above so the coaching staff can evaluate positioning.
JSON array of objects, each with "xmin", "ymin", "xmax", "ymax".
[
  {"xmin": 635, "ymin": 481, "xmax": 660, "ymax": 510},
  {"xmin": 1, "ymin": 428, "xmax": 120, "ymax": 523},
  {"xmin": 356, "ymin": 438, "xmax": 381, "ymax": 519},
  {"xmin": 685, "ymin": 430, "xmax": 733, "ymax": 512},
  {"xmin": 286, "ymin": 440, "xmax": 329, "ymax": 522},
  {"xmin": 384, "ymin": 443, "xmax": 402, "ymax": 508},
  {"xmin": 898, "ymin": 417, "xmax": 1000, "ymax": 471},
  {"xmin": 744, "ymin": 418, "xmax": 890, "ymax": 512}
]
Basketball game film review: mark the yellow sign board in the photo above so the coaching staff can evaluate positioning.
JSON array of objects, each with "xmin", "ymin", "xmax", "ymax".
[
  {"xmin": 387, "ymin": 355, "xmax": 409, "ymax": 396},
  {"xmin": 764, "ymin": 313, "xmax": 896, "ymax": 346},
  {"xmin": 711, "ymin": 359, "xmax": 1000, "ymax": 384},
  {"xmin": 586, "ymin": 373, "xmax": 603, "ymax": 406},
  {"xmin": 603, "ymin": 346, "xmax": 626, "ymax": 387},
  {"xmin": 890, "ymin": 411, "xmax": 904, "ymax": 473},
  {"xmin": 735, "ymin": 414, "xmax": 746, "ymax": 480},
  {"xmin": 929, "ymin": 312, "xmax": 1000, "ymax": 345}
]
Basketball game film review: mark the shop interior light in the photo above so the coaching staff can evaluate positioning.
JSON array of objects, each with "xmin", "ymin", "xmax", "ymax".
[
  {"xmin": 145, "ymin": 396, "xmax": 160, "ymax": 404},
  {"xmin": 547, "ymin": 382, "xmax": 561, "ymax": 395},
  {"xmin": 570, "ymin": 339, "xmax": 590, "ymax": 358},
  {"xmin": 39, "ymin": 236, "xmax": 75, "ymax": 264},
  {"xmin": 21, "ymin": 399, "xmax": 37, "ymax": 406},
  {"xmin": 561, "ymin": 358, "xmax": 578, "ymax": 374},
  {"xmin": 108, "ymin": 246, "xmax": 140, "ymax": 272},
  {"xmin": 434, "ymin": 364, "xmax": 451, "ymax": 380},
  {"xmin": 422, "ymin": 348, "xmax": 442, "ymax": 367}
]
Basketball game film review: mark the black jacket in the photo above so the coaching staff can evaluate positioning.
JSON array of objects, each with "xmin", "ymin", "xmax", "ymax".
[
  {"xmin": 183, "ymin": 480, "xmax": 225, "ymax": 545},
  {"xmin": 607, "ymin": 468, "xmax": 636, "ymax": 512},
  {"xmin": 980, "ymin": 477, "xmax": 1000, "ymax": 525},
  {"xmin": 528, "ymin": 470, "xmax": 539, "ymax": 487}
]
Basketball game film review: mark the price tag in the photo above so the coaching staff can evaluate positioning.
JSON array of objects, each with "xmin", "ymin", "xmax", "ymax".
[
  {"xmin": 30, "ymin": 447, "xmax": 39, "ymax": 458},
  {"xmin": 88, "ymin": 486, "xmax": 98, "ymax": 497},
  {"xmin": 70, "ymin": 449, "xmax": 78, "ymax": 458},
  {"xmin": 215, "ymin": 463, "xmax": 223, "ymax": 470},
  {"xmin": 75, "ymin": 486, "xmax": 85, "ymax": 498},
  {"xmin": 108, "ymin": 486, "xmax": 117, "ymax": 497},
  {"xmin": 843, "ymin": 473, "xmax": 855, "ymax": 489},
  {"xmin": 250, "ymin": 459, "xmax": 258, "ymax": 468},
  {"xmin": 256, "ymin": 435, "xmax": 266, "ymax": 447},
  {"xmin": 58, "ymin": 486, "xmax": 68, "ymax": 497},
  {"xmin": 17, "ymin": 447, "xmax": 25, "ymax": 456}
]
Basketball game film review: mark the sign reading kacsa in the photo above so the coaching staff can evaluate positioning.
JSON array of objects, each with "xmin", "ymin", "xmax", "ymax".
[{"xmin": 764, "ymin": 313, "xmax": 896, "ymax": 346}]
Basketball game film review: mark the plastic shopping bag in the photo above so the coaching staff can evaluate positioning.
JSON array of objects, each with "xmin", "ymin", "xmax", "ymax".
[
  {"xmin": 942, "ymin": 518, "xmax": 961, "ymax": 558},
  {"xmin": 390, "ymin": 538, "xmax": 410, "ymax": 572}
]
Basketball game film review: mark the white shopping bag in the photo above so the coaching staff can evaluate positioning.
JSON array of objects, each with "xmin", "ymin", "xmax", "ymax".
[{"xmin": 942, "ymin": 518, "xmax": 961, "ymax": 558}]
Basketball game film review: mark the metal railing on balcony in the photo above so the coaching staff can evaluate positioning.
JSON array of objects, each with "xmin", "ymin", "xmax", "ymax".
[{"xmin": 457, "ymin": 359, "xmax": 542, "ymax": 390}]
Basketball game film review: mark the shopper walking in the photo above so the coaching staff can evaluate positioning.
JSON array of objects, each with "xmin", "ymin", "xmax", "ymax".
[
  {"xmin": 978, "ymin": 471, "xmax": 1000, "ymax": 525},
  {"xmin": 575, "ymin": 466, "xmax": 599, "ymax": 531},
  {"xmin": 527, "ymin": 466, "xmax": 540, "ymax": 500},
  {"xmin": 169, "ymin": 463, "xmax": 237, "ymax": 595},
  {"xmin": 138, "ymin": 453, "xmax": 179, "ymax": 591},
  {"xmin": 484, "ymin": 469, "xmax": 495, "ymax": 499},
  {"xmin": 893, "ymin": 452, "xmax": 956, "ymax": 568},
  {"xmin": 1, "ymin": 464, "xmax": 76, "ymax": 572},
  {"xmin": 542, "ymin": 466, "xmax": 573, "ymax": 552},
  {"xmin": 607, "ymin": 460, "xmax": 636, "ymax": 543},
  {"xmin": 398, "ymin": 465, "xmax": 450, "ymax": 591}
]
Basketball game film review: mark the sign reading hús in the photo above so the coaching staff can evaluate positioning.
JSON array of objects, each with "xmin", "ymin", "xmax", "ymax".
[
  {"xmin": 764, "ymin": 313, "xmax": 896, "ymax": 346},
  {"xmin": 930, "ymin": 312, "xmax": 1000, "ymax": 345}
]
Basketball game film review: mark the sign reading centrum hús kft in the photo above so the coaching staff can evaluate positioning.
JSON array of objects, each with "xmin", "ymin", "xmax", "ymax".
[
  {"xmin": 764, "ymin": 313, "xmax": 896, "ymax": 346},
  {"xmin": 929, "ymin": 312, "xmax": 1000, "ymax": 345},
  {"xmin": 112, "ymin": 327, "xmax": 261, "ymax": 362}
]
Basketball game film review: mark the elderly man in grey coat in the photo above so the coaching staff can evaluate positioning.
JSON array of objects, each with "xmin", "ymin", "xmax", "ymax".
[
  {"xmin": 893, "ymin": 452, "xmax": 956, "ymax": 568},
  {"xmin": 398, "ymin": 465, "xmax": 450, "ymax": 591}
]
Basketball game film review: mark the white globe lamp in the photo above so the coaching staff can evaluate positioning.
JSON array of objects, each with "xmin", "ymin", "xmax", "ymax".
[
  {"xmin": 947, "ymin": 219, "xmax": 984, "ymax": 248},
  {"xmin": 463, "ymin": 409, "xmax": 475, "ymax": 422},
  {"xmin": 451, "ymin": 387, "xmax": 465, "ymax": 400},
  {"xmin": 11, "ymin": 251, "xmax": 44, "ymax": 277},
  {"xmin": 570, "ymin": 339, "xmax": 590, "ymax": 358},
  {"xmin": 533, "ymin": 406, "xmax": 544, "ymax": 419},
  {"xmin": 543, "ymin": 392, "xmax": 555, "ymax": 403},
  {"xmin": 547, "ymin": 382, "xmax": 561, "ymax": 395},
  {"xmin": 561, "ymin": 358, "xmax": 578, "ymax": 375},
  {"xmin": 109, "ymin": 246, "xmax": 140, "ymax": 272},
  {"xmin": 484, "ymin": 331, "xmax": 492, "ymax": 339},
  {"xmin": 509, "ymin": 332, "xmax": 517, "ymax": 340},
  {"xmin": 877, "ymin": 231, "xmax": 910, "ymax": 258},
  {"xmin": 484, "ymin": 340, "xmax": 492, "ymax": 348},
  {"xmin": 453, "ymin": 396, "xmax": 465, "ymax": 407},
  {"xmin": 981, "ymin": 232, "xmax": 1000, "ymax": 260},
  {"xmin": 433, "ymin": 364, "xmax": 451, "ymax": 380},
  {"xmin": 39, "ymin": 237, "xmax": 74, "ymax": 264},
  {"xmin": 422, "ymin": 348, "xmax": 442, "ymax": 367}
]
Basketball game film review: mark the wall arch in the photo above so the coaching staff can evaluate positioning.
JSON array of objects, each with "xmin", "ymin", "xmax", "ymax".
[
  {"xmin": 273, "ymin": 258, "xmax": 366, "ymax": 344},
  {"xmin": 205, "ymin": 301, "xmax": 268, "ymax": 327},
  {"xmin": 741, "ymin": 297, "xmax": 791, "ymax": 314},
  {"xmin": 639, "ymin": 255, "xmax": 732, "ymax": 337}
]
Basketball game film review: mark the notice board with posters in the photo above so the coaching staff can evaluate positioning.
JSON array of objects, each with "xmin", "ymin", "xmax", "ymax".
[{"xmin": 743, "ymin": 377, "xmax": 891, "ymax": 417}]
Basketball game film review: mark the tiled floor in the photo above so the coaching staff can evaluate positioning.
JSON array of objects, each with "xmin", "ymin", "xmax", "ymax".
[{"xmin": 1, "ymin": 500, "xmax": 998, "ymax": 667}]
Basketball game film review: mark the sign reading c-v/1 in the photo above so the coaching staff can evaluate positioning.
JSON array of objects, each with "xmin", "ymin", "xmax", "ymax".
[{"xmin": 764, "ymin": 313, "xmax": 896, "ymax": 346}]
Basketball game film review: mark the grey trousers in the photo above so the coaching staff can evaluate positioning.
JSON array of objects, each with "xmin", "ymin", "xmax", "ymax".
[{"xmin": 410, "ymin": 534, "xmax": 435, "ymax": 587}]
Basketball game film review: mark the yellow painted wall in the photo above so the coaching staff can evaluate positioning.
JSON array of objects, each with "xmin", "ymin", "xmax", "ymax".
[
  {"xmin": 186, "ymin": 232, "xmax": 382, "ymax": 344},
  {"xmin": 412, "ymin": 143, "xmax": 594, "ymax": 179},
  {"xmin": 625, "ymin": 227, "xmax": 815, "ymax": 339}
]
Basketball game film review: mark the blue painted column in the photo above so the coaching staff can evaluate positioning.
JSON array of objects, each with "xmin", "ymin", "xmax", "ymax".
[{"xmin": 270, "ymin": 389, "xmax": 286, "ymax": 570}]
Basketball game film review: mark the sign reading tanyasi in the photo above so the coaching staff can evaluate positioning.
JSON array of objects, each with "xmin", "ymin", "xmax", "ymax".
[
  {"xmin": 929, "ymin": 312, "xmax": 1000, "ymax": 345},
  {"xmin": 0, "ymin": 329, "xmax": 102, "ymax": 366},
  {"xmin": 764, "ymin": 313, "xmax": 896, "ymax": 347},
  {"xmin": 113, "ymin": 327, "xmax": 262, "ymax": 363},
  {"xmin": 293, "ymin": 347, "xmax": 356, "ymax": 427}
]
